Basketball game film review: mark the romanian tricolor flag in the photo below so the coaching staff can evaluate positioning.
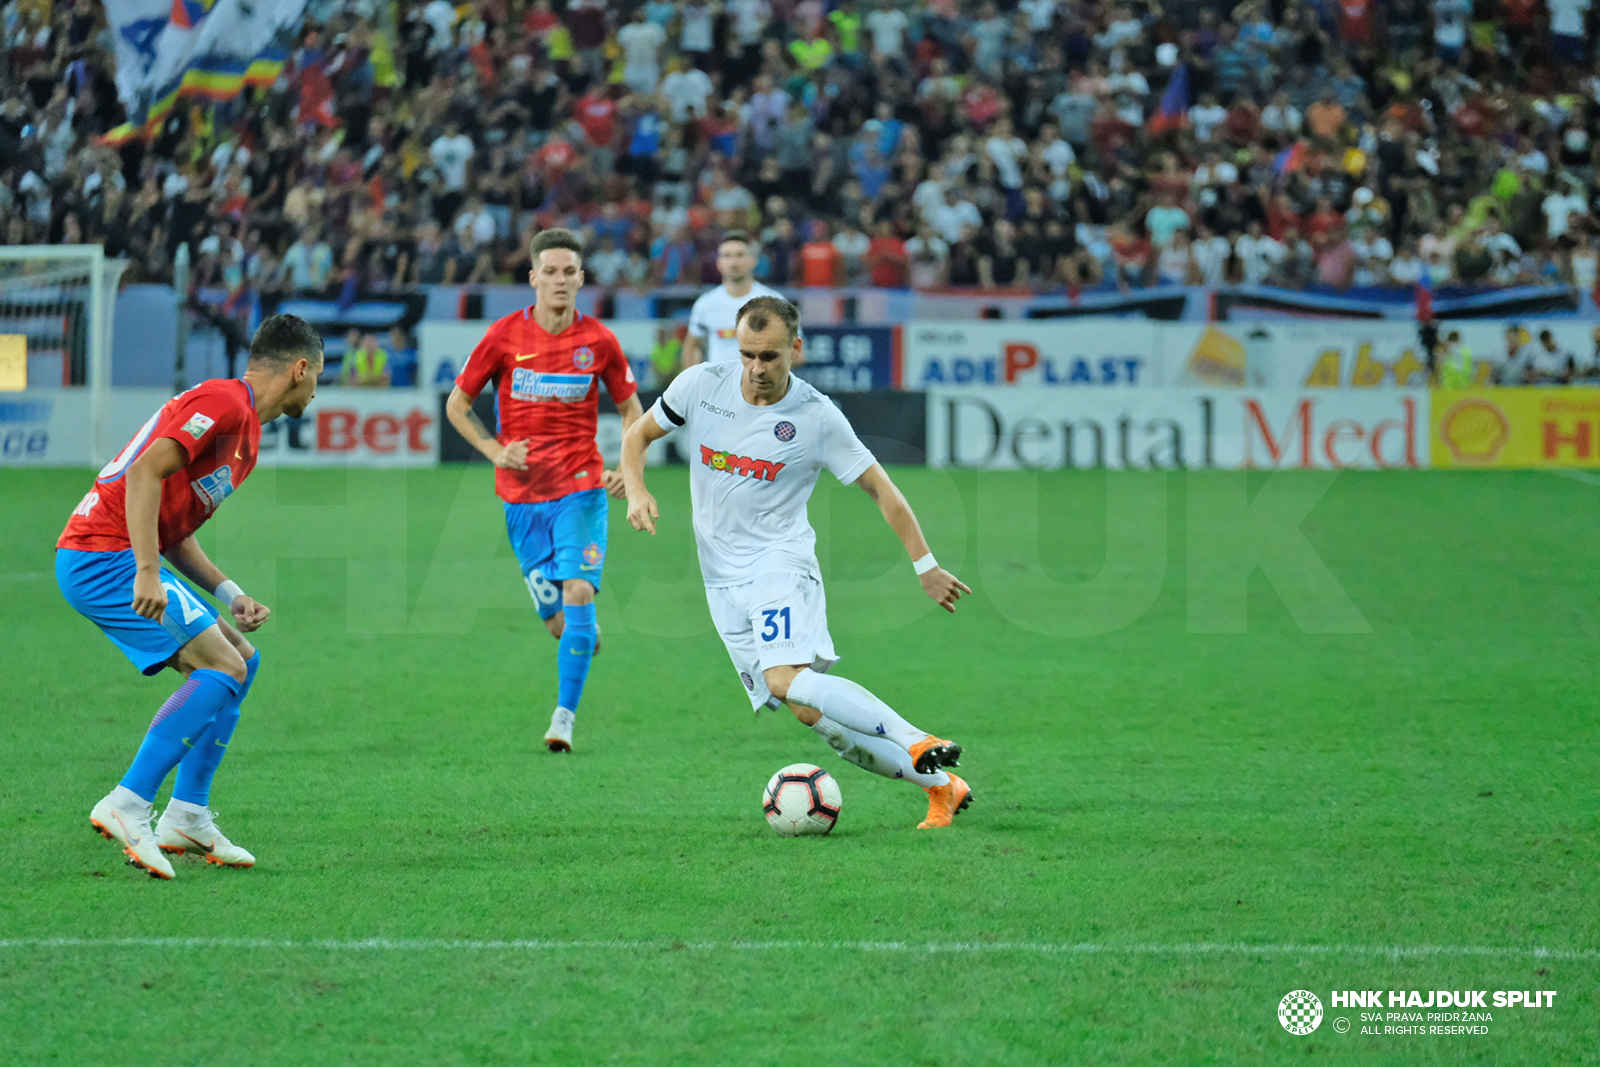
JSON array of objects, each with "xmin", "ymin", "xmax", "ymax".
[
  {"xmin": 1147, "ymin": 65, "xmax": 1188, "ymax": 135},
  {"xmin": 103, "ymin": 0, "xmax": 307, "ymax": 143}
]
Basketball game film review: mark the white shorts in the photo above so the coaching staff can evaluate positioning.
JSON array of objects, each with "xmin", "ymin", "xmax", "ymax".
[{"xmin": 705, "ymin": 572, "xmax": 840, "ymax": 710}]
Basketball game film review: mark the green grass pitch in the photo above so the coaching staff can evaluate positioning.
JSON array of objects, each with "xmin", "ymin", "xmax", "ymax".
[{"xmin": 1, "ymin": 464, "xmax": 1596, "ymax": 1065}]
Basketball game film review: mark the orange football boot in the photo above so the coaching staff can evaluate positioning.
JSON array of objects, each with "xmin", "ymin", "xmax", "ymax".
[
  {"xmin": 907, "ymin": 735, "xmax": 963, "ymax": 775},
  {"xmin": 917, "ymin": 773, "xmax": 973, "ymax": 830}
]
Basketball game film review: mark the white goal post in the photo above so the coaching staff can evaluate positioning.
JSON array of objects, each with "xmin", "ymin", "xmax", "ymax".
[{"xmin": 0, "ymin": 245, "xmax": 129, "ymax": 466}]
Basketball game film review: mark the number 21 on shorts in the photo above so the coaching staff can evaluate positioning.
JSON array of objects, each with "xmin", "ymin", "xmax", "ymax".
[{"xmin": 760, "ymin": 607, "xmax": 791, "ymax": 641}]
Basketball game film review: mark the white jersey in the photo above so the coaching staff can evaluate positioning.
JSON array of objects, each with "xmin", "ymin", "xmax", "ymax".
[
  {"xmin": 651, "ymin": 362, "xmax": 876, "ymax": 587},
  {"xmin": 686, "ymin": 281, "xmax": 786, "ymax": 364}
]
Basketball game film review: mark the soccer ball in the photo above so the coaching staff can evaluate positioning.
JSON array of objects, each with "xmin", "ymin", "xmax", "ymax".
[{"xmin": 762, "ymin": 763, "xmax": 842, "ymax": 836}]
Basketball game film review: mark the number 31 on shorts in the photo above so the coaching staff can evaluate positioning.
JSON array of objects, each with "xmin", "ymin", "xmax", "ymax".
[{"xmin": 760, "ymin": 607, "xmax": 791, "ymax": 641}]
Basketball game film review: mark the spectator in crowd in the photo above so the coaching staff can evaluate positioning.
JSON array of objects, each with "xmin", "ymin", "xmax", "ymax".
[
  {"xmin": 905, "ymin": 222, "xmax": 951, "ymax": 289},
  {"xmin": 800, "ymin": 221, "xmax": 844, "ymax": 286},
  {"xmin": 833, "ymin": 219, "xmax": 872, "ymax": 285},
  {"xmin": 5, "ymin": 0, "xmax": 1598, "ymax": 308},
  {"xmin": 342, "ymin": 332, "xmax": 392, "ymax": 387},
  {"xmin": 1533, "ymin": 328, "xmax": 1578, "ymax": 384},
  {"xmin": 618, "ymin": 8, "xmax": 667, "ymax": 95}
]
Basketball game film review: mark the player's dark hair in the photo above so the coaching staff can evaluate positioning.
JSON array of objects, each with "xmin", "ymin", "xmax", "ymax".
[
  {"xmin": 530, "ymin": 227, "xmax": 584, "ymax": 263},
  {"xmin": 735, "ymin": 296, "xmax": 800, "ymax": 345},
  {"xmin": 249, "ymin": 314, "xmax": 324, "ymax": 367},
  {"xmin": 721, "ymin": 230, "xmax": 756, "ymax": 249}
]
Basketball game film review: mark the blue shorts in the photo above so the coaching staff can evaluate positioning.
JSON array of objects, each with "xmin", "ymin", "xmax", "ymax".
[
  {"xmin": 504, "ymin": 488, "xmax": 608, "ymax": 620},
  {"xmin": 56, "ymin": 549, "xmax": 219, "ymax": 676}
]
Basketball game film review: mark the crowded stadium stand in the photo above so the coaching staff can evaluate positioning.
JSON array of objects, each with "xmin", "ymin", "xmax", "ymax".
[{"xmin": 3, "ymin": 0, "xmax": 1597, "ymax": 308}]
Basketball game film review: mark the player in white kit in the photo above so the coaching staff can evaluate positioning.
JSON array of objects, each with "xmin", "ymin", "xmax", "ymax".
[
  {"xmin": 682, "ymin": 232, "xmax": 786, "ymax": 366},
  {"xmin": 620, "ymin": 296, "xmax": 975, "ymax": 830}
]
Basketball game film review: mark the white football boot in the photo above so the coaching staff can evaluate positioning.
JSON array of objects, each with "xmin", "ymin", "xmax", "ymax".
[
  {"xmin": 544, "ymin": 707, "xmax": 575, "ymax": 753},
  {"xmin": 155, "ymin": 800, "xmax": 256, "ymax": 868},
  {"xmin": 89, "ymin": 787, "xmax": 175, "ymax": 880}
]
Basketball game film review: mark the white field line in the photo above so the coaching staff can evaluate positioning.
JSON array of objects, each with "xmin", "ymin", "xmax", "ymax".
[
  {"xmin": 0, "ymin": 937, "xmax": 1596, "ymax": 962},
  {"xmin": 1548, "ymin": 469, "xmax": 1600, "ymax": 487}
]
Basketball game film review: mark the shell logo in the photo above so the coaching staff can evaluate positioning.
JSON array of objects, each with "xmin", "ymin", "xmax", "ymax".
[{"xmin": 1440, "ymin": 398, "xmax": 1511, "ymax": 463}]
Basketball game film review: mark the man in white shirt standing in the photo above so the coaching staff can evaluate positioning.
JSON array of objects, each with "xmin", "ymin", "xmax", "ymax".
[
  {"xmin": 659, "ymin": 56, "xmax": 714, "ymax": 121},
  {"xmin": 865, "ymin": 0, "xmax": 910, "ymax": 64},
  {"xmin": 1234, "ymin": 220, "xmax": 1284, "ymax": 285},
  {"xmin": 620, "ymin": 296, "xmax": 975, "ymax": 830},
  {"xmin": 683, "ymin": 232, "xmax": 786, "ymax": 366},
  {"xmin": 429, "ymin": 123, "xmax": 475, "ymax": 192},
  {"xmin": 617, "ymin": 9, "xmax": 667, "ymax": 95},
  {"xmin": 985, "ymin": 117, "xmax": 1027, "ymax": 216}
]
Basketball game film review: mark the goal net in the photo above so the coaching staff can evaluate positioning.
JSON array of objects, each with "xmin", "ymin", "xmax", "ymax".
[{"xmin": 0, "ymin": 246, "xmax": 128, "ymax": 465}]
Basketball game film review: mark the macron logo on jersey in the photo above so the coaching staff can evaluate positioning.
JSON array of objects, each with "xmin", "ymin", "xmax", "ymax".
[
  {"xmin": 511, "ymin": 368, "xmax": 592, "ymax": 402},
  {"xmin": 700, "ymin": 445, "xmax": 786, "ymax": 482}
]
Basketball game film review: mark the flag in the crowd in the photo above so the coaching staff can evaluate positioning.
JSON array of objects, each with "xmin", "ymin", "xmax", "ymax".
[
  {"xmin": 1415, "ymin": 265, "xmax": 1434, "ymax": 322},
  {"xmin": 1273, "ymin": 140, "xmax": 1307, "ymax": 176},
  {"xmin": 103, "ymin": 0, "xmax": 307, "ymax": 142},
  {"xmin": 298, "ymin": 59, "xmax": 337, "ymax": 127},
  {"xmin": 1147, "ymin": 65, "xmax": 1188, "ymax": 134}
]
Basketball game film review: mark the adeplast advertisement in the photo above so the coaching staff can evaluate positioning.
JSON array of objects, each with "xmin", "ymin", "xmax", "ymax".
[
  {"xmin": 903, "ymin": 320, "xmax": 1600, "ymax": 392},
  {"xmin": 1432, "ymin": 389, "xmax": 1600, "ymax": 469},
  {"xmin": 928, "ymin": 387, "xmax": 1428, "ymax": 470},
  {"xmin": 904, "ymin": 321, "xmax": 1166, "ymax": 390}
]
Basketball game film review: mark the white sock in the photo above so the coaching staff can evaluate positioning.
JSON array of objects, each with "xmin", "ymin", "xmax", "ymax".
[
  {"xmin": 786, "ymin": 669, "xmax": 931, "ymax": 752},
  {"xmin": 164, "ymin": 798, "xmax": 209, "ymax": 820},
  {"xmin": 810, "ymin": 716, "xmax": 949, "ymax": 788},
  {"xmin": 110, "ymin": 785, "xmax": 151, "ymax": 812}
]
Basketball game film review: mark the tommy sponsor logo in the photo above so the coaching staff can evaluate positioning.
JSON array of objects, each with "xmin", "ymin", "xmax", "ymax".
[
  {"xmin": 716, "ymin": 328, "xmax": 737, "ymax": 339},
  {"xmin": 190, "ymin": 465, "xmax": 235, "ymax": 511},
  {"xmin": 511, "ymin": 368, "xmax": 592, "ymax": 402},
  {"xmin": 572, "ymin": 346, "xmax": 596, "ymax": 371},
  {"xmin": 699, "ymin": 400, "xmax": 735, "ymax": 418},
  {"xmin": 700, "ymin": 445, "xmax": 786, "ymax": 482},
  {"xmin": 181, "ymin": 412, "xmax": 215, "ymax": 440}
]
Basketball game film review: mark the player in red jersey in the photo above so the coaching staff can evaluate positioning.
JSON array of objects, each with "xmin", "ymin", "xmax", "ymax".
[
  {"xmin": 57, "ymin": 315, "xmax": 323, "ymax": 879},
  {"xmin": 446, "ymin": 228, "xmax": 643, "ymax": 753}
]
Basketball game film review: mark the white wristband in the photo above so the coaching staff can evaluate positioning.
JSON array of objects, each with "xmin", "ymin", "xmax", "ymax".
[
  {"xmin": 215, "ymin": 579, "xmax": 245, "ymax": 604},
  {"xmin": 912, "ymin": 553, "xmax": 938, "ymax": 576}
]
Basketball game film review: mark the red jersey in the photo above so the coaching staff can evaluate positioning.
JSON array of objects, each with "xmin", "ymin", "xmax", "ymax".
[
  {"xmin": 58, "ymin": 378, "xmax": 261, "ymax": 554},
  {"xmin": 456, "ymin": 308, "xmax": 637, "ymax": 504},
  {"xmin": 574, "ymin": 94, "xmax": 617, "ymax": 147},
  {"xmin": 800, "ymin": 242, "xmax": 841, "ymax": 287}
]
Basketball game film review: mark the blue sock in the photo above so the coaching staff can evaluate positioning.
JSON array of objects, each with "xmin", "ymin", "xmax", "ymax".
[
  {"xmin": 556, "ymin": 602, "xmax": 597, "ymax": 713},
  {"xmin": 120, "ymin": 669, "xmax": 242, "ymax": 803},
  {"xmin": 173, "ymin": 651, "xmax": 258, "ymax": 807}
]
